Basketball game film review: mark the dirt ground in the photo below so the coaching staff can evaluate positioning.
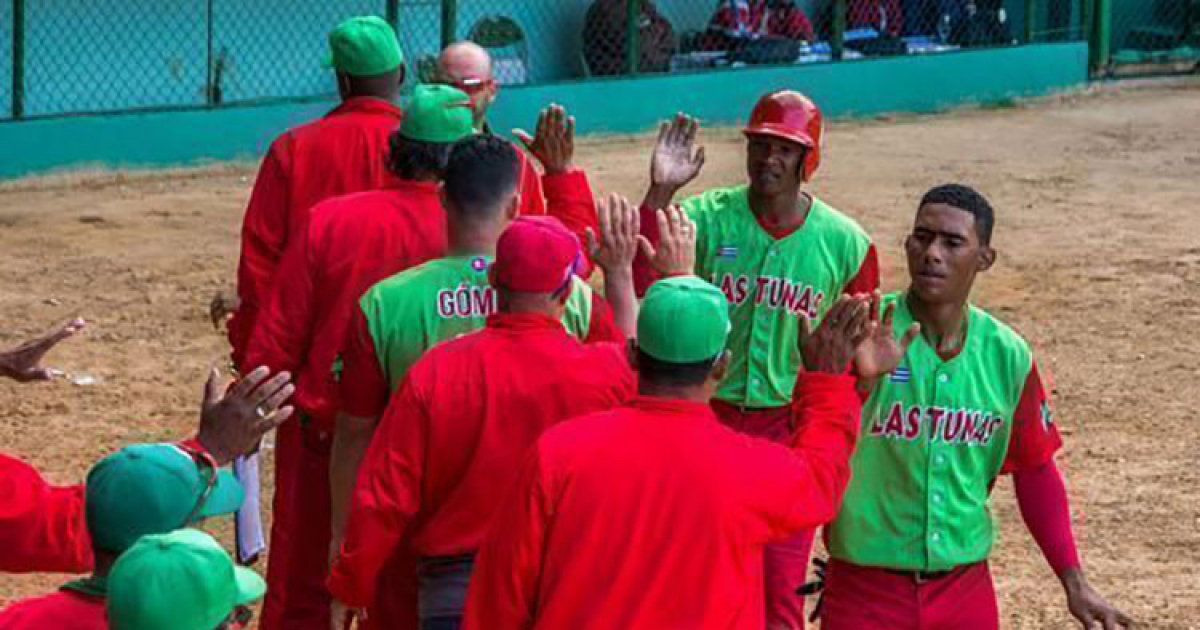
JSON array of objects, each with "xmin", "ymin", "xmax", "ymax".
[{"xmin": 2, "ymin": 78, "xmax": 1198, "ymax": 628}]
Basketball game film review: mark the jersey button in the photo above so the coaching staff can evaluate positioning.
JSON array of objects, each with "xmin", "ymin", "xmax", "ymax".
[
  {"xmin": 930, "ymin": 531, "xmax": 941, "ymax": 542},
  {"xmin": 932, "ymin": 492, "xmax": 944, "ymax": 504},
  {"xmin": 934, "ymin": 454, "xmax": 946, "ymax": 466},
  {"xmin": 937, "ymin": 374, "xmax": 949, "ymax": 384}
]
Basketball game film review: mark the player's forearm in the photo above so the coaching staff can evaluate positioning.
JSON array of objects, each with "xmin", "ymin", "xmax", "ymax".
[
  {"xmin": 329, "ymin": 413, "xmax": 379, "ymax": 541},
  {"xmin": 779, "ymin": 373, "xmax": 862, "ymax": 527},
  {"xmin": 641, "ymin": 182, "xmax": 680, "ymax": 212},
  {"xmin": 602, "ymin": 268, "xmax": 638, "ymax": 339},
  {"xmin": 1013, "ymin": 460, "xmax": 1081, "ymax": 576}
]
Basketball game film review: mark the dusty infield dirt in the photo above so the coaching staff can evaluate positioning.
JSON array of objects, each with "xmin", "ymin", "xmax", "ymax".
[{"xmin": 2, "ymin": 78, "xmax": 1198, "ymax": 628}]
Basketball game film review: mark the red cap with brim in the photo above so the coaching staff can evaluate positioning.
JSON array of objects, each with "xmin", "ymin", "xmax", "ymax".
[{"xmin": 492, "ymin": 216, "xmax": 581, "ymax": 293}]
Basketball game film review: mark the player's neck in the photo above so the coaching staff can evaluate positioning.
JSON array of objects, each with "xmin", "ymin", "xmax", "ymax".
[
  {"xmin": 748, "ymin": 187, "xmax": 810, "ymax": 227},
  {"xmin": 906, "ymin": 292, "xmax": 969, "ymax": 356},
  {"xmin": 447, "ymin": 225, "xmax": 501, "ymax": 257},
  {"xmin": 637, "ymin": 381, "xmax": 711, "ymax": 403}
]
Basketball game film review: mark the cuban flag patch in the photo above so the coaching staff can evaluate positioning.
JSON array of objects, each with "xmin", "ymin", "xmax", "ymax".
[
  {"xmin": 890, "ymin": 366, "xmax": 911, "ymax": 383},
  {"xmin": 716, "ymin": 245, "xmax": 738, "ymax": 259}
]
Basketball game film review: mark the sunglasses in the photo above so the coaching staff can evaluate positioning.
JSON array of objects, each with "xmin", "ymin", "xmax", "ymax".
[
  {"xmin": 214, "ymin": 605, "xmax": 253, "ymax": 629},
  {"xmin": 179, "ymin": 445, "xmax": 219, "ymax": 527}
]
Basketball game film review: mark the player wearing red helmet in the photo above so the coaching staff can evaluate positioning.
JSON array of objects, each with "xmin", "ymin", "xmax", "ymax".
[{"xmin": 634, "ymin": 90, "xmax": 879, "ymax": 629}]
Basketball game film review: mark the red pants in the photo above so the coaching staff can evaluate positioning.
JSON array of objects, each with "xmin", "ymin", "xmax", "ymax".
[
  {"xmin": 820, "ymin": 559, "xmax": 999, "ymax": 630},
  {"xmin": 260, "ymin": 419, "xmax": 334, "ymax": 630},
  {"xmin": 711, "ymin": 400, "xmax": 812, "ymax": 630}
]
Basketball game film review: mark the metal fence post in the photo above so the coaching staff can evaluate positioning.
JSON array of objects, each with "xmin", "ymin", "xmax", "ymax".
[
  {"xmin": 625, "ymin": 0, "xmax": 640, "ymax": 75},
  {"xmin": 205, "ymin": 0, "xmax": 215, "ymax": 106},
  {"xmin": 832, "ymin": 0, "xmax": 846, "ymax": 61},
  {"xmin": 12, "ymin": 0, "xmax": 24, "ymax": 118},
  {"xmin": 441, "ymin": 0, "xmax": 456, "ymax": 48},
  {"xmin": 1091, "ymin": 0, "xmax": 1111, "ymax": 73},
  {"xmin": 1025, "ymin": 0, "xmax": 1036, "ymax": 42}
]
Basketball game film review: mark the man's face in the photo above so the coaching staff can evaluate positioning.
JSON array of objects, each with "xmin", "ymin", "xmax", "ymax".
[
  {"xmin": 435, "ymin": 61, "xmax": 497, "ymax": 122},
  {"xmin": 746, "ymin": 135, "xmax": 805, "ymax": 196},
  {"xmin": 905, "ymin": 203, "xmax": 994, "ymax": 305}
]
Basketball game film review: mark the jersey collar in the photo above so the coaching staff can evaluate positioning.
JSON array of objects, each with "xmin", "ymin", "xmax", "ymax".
[
  {"xmin": 485, "ymin": 311, "xmax": 565, "ymax": 333},
  {"xmin": 628, "ymin": 395, "xmax": 718, "ymax": 420},
  {"xmin": 327, "ymin": 96, "xmax": 403, "ymax": 120}
]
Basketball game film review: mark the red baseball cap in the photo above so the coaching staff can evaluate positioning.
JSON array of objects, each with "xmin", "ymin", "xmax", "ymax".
[{"xmin": 492, "ymin": 216, "xmax": 581, "ymax": 294}]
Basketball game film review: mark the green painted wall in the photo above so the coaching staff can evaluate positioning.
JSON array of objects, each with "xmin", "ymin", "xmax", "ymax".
[{"xmin": 0, "ymin": 42, "xmax": 1087, "ymax": 179}]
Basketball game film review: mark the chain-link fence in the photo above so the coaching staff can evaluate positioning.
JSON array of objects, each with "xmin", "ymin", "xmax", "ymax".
[
  {"xmin": 0, "ymin": 0, "xmax": 1110, "ymax": 123},
  {"xmin": 1106, "ymin": 0, "xmax": 1200, "ymax": 74}
]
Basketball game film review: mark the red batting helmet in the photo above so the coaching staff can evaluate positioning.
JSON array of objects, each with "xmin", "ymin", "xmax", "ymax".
[{"xmin": 743, "ymin": 90, "xmax": 824, "ymax": 181}]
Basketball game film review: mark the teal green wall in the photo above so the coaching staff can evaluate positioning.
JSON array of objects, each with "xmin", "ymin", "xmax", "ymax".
[{"xmin": 0, "ymin": 42, "xmax": 1087, "ymax": 179}]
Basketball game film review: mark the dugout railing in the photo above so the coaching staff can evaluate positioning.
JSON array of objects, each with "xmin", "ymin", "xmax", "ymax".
[{"xmin": 4, "ymin": 0, "xmax": 1158, "ymax": 124}]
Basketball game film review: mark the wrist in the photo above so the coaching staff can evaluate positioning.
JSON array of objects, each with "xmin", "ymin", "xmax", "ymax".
[
  {"xmin": 601, "ymin": 267, "xmax": 634, "ymax": 282},
  {"xmin": 643, "ymin": 183, "xmax": 680, "ymax": 209},
  {"xmin": 542, "ymin": 161, "xmax": 573, "ymax": 176},
  {"xmin": 1058, "ymin": 566, "xmax": 1086, "ymax": 595},
  {"xmin": 194, "ymin": 429, "xmax": 236, "ymax": 467}
]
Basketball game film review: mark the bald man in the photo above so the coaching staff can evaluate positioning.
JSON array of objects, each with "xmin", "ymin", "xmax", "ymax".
[{"xmin": 433, "ymin": 41, "xmax": 597, "ymax": 247}]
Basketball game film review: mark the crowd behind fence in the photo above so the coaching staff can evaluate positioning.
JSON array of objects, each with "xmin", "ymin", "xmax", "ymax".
[{"xmin": 1, "ymin": 0, "xmax": 1195, "ymax": 123}]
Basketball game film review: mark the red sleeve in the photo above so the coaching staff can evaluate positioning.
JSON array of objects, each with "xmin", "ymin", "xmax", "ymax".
[
  {"xmin": 244, "ymin": 211, "xmax": 318, "ymax": 374},
  {"xmin": 633, "ymin": 203, "xmax": 662, "ymax": 296},
  {"xmin": 773, "ymin": 7, "xmax": 815, "ymax": 41},
  {"xmin": 515, "ymin": 149, "xmax": 547, "ymax": 216},
  {"xmin": 585, "ymin": 293, "xmax": 625, "ymax": 344},
  {"xmin": 327, "ymin": 378, "xmax": 428, "ymax": 607},
  {"xmin": 842, "ymin": 244, "xmax": 880, "ymax": 296},
  {"xmin": 0, "ymin": 453, "xmax": 92, "ymax": 574},
  {"xmin": 1001, "ymin": 361, "xmax": 1063, "ymax": 474},
  {"xmin": 709, "ymin": 6, "xmax": 738, "ymax": 31},
  {"xmin": 747, "ymin": 373, "xmax": 861, "ymax": 540},
  {"xmin": 339, "ymin": 303, "xmax": 391, "ymax": 419},
  {"xmin": 229, "ymin": 140, "xmax": 292, "ymax": 371},
  {"xmin": 542, "ymin": 170, "xmax": 599, "ymax": 279},
  {"xmin": 1013, "ymin": 460, "xmax": 1081, "ymax": 576},
  {"xmin": 462, "ymin": 444, "xmax": 550, "ymax": 630}
]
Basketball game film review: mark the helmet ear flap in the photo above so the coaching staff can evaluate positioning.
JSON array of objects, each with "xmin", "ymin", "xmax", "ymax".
[{"xmin": 801, "ymin": 118, "xmax": 824, "ymax": 181}]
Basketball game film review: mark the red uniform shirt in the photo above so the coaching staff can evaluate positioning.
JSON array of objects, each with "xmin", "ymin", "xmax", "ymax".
[
  {"xmin": 245, "ymin": 180, "xmax": 446, "ymax": 427},
  {"xmin": 338, "ymin": 170, "xmax": 618, "ymax": 421},
  {"xmin": 327, "ymin": 312, "xmax": 634, "ymax": 607},
  {"xmin": 0, "ymin": 453, "xmax": 91, "ymax": 574},
  {"xmin": 230, "ymin": 97, "xmax": 405, "ymax": 370},
  {"xmin": 0, "ymin": 588, "xmax": 105, "ymax": 630},
  {"xmin": 462, "ymin": 373, "xmax": 862, "ymax": 630}
]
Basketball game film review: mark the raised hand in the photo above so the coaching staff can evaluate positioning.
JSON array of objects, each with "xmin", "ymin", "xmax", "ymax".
[
  {"xmin": 0, "ymin": 317, "xmax": 86, "ymax": 382},
  {"xmin": 637, "ymin": 206, "xmax": 697, "ymax": 277},
  {"xmin": 799, "ymin": 295, "xmax": 872, "ymax": 374},
  {"xmin": 585, "ymin": 193, "xmax": 640, "ymax": 275},
  {"xmin": 196, "ymin": 366, "xmax": 295, "ymax": 466},
  {"xmin": 853, "ymin": 292, "xmax": 921, "ymax": 381},
  {"xmin": 650, "ymin": 113, "xmax": 706, "ymax": 193},
  {"xmin": 513, "ymin": 104, "xmax": 575, "ymax": 175}
]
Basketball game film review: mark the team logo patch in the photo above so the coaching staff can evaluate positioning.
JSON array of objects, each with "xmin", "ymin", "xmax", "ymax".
[
  {"xmin": 890, "ymin": 366, "xmax": 911, "ymax": 383},
  {"xmin": 470, "ymin": 256, "xmax": 489, "ymax": 272},
  {"xmin": 716, "ymin": 245, "xmax": 738, "ymax": 259},
  {"xmin": 1040, "ymin": 400, "xmax": 1054, "ymax": 430}
]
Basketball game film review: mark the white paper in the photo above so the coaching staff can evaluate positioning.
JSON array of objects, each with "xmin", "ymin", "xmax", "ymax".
[{"xmin": 233, "ymin": 453, "xmax": 266, "ymax": 564}]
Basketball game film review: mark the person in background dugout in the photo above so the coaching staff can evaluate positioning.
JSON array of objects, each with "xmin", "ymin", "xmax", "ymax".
[
  {"xmin": 106, "ymin": 529, "xmax": 265, "ymax": 630},
  {"xmin": 462, "ymin": 283, "xmax": 893, "ymax": 630},
  {"xmin": 220, "ymin": 15, "xmax": 406, "ymax": 372},
  {"xmin": 328, "ymin": 132, "xmax": 616, "ymax": 630},
  {"xmin": 583, "ymin": 0, "xmax": 676, "ymax": 75},
  {"xmin": 818, "ymin": 184, "xmax": 1133, "ymax": 630},
  {"xmin": 244, "ymin": 84, "xmax": 477, "ymax": 630},
  {"xmin": 634, "ymin": 90, "xmax": 879, "ymax": 630},
  {"xmin": 328, "ymin": 199, "xmax": 697, "ymax": 630},
  {"xmin": 848, "ymin": 0, "xmax": 904, "ymax": 37},
  {"xmin": 0, "ymin": 320, "xmax": 294, "ymax": 579},
  {"xmin": 705, "ymin": 0, "xmax": 815, "ymax": 46}
]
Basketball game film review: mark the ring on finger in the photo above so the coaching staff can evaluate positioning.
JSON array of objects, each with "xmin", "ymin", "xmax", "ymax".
[{"xmin": 254, "ymin": 405, "xmax": 270, "ymax": 420}]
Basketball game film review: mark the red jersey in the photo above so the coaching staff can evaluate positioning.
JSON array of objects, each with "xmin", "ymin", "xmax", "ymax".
[
  {"xmin": 0, "ymin": 453, "xmax": 91, "ymax": 574},
  {"xmin": 245, "ymin": 180, "xmax": 446, "ymax": 428},
  {"xmin": 0, "ymin": 588, "xmax": 105, "ymax": 630},
  {"xmin": 327, "ymin": 312, "xmax": 634, "ymax": 608},
  {"xmin": 230, "ymin": 97, "xmax": 405, "ymax": 370},
  {"xmin": 462, "ymin": 373, "xmax": 862, "ymax": 630}
]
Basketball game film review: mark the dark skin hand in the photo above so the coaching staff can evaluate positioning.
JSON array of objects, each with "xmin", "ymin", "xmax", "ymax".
[
  {"xmin": 799, "ymin": 294, "xmax": 871, "ymax": 374},
  {"xmin": 514, "ymin": 104, "xmax": 576, "ymax": 175},
  {"xmin": 0, "ymin": 318, "xmax": 86, "ymax": 382},
  {"xmin": 1062, "ymin": 567, "xmax": 1134, "ymax": 629},
  {"xmin": 196, "ymin": 365, "xmax": 295, "ymax": 466},
  {"xmin": 853, "ymin": 291, "xmax": 922, "ymax": 382}
]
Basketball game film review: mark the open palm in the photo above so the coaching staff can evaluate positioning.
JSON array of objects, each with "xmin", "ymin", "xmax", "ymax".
[
  {"xmin": 853, "ymin": 294, "xmax": 920, "ymax": 381},
  {"xmin": 650, "ymin": 113, "xmax": 706, "ymax": 190}
]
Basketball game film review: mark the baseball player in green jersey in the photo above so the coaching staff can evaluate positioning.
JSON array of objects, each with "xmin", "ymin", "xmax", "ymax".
[
  {"xmin": 822, "ymin": 184, "xmax": 1131, "ymax": 629},
  {"xmin": 634, "ymin": 90, "xmax": 879, "ymax": 629}
]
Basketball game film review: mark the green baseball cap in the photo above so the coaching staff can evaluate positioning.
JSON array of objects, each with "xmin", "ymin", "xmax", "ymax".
[
  {"xmin": 400, "ymin": 84, "xmax": 476, "ymax": 143},
  {"xmin": 637, "ymin": 276, "xmax": 732, "ymax": 363},
  {"xmin": 85, "ymin": 443, "xmax": 243, "ymax": 554},
  {"xmin": 107, "ymin": 528, "xmax": 265, "ymax": 630},
  {"xmin": 323, "ymin": 16, "xmax": 404, "ymax": 77}
]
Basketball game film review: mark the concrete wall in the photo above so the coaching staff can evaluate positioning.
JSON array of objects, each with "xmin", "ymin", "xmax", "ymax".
[{"xmin": 0, "ymin": 41, "xmax": 1089, "ymax": 179}]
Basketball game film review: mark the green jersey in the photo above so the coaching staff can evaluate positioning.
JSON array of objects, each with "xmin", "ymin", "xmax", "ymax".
[
  {"xmin": 684, "ymin": 185, "xmax": 875, "ymax": 408},
  {"xmin": 828, "ymin": 292, "xmax": 1061, "ymax": 571},
  {"xmin": 340, "ymin": 254, "xmax": 594, "ymax": 418}
]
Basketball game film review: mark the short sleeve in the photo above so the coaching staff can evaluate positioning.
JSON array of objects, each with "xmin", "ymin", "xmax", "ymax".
[
  {"xmin": 339, "ymin": 301, "xmax": 391, "ymax": 419},
  {"xmin": 1002, "ymin": 361, "xmax": 1063, "ymax": 474}
]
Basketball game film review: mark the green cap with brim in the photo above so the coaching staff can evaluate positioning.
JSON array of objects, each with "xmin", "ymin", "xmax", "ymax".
[
  {"xmin": 323, "ymin": 15, "xmax": 404, "ymax": 76},
  {"xmin": 86, "ymin": 443, "xmax": 243, "ymax": 554},
  {"xmin": 400, "ymin": 84, "xmax": 476, "ymax": 143},
  {"xmin": 107, "ymin": 528, "xmax": 265, "ymax": 630},
  {"xmin": 637, "ymin": 275, "xmax": 732, "ymax": 363}
]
